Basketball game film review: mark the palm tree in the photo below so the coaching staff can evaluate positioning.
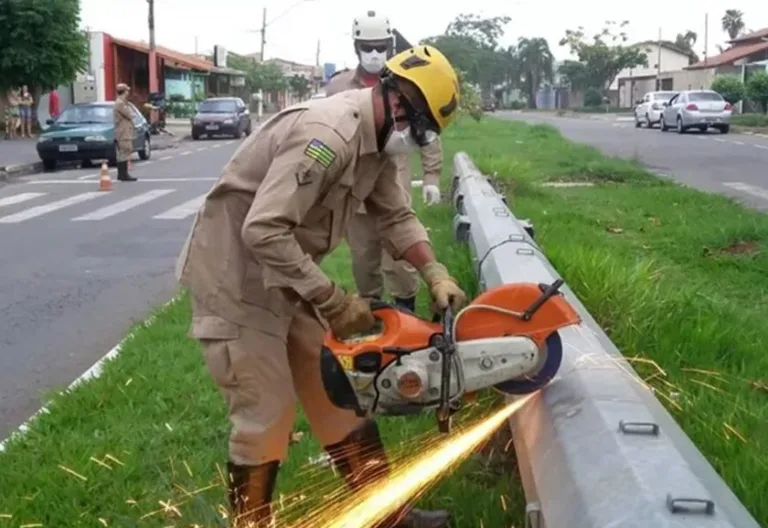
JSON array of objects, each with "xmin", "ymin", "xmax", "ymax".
[
  {"xmin": 722, "ymin": 9, "xmax": 745, "ymax": 40},
  {"xmin": 675, "ymin": 31, "xmax": 699, "ymax": 64},
  {"xmin": 517, "ymin": 37, "xmax": 554, "ymax": 109}
]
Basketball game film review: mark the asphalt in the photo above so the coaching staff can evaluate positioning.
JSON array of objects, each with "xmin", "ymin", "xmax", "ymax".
[
  {"xmin": 497, "ymin": 111, "xmax": 768, "ymax": 213},
  {"xmin": 0, "ymin": 136, "xmax": 243, "ymax": 440}
]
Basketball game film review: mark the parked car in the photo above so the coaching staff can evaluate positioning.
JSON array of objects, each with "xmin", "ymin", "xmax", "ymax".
[
  {"xmin": 482, "ymin": 98, "xmax": 496, "ymax": 112},
  {"xmin": 191, "ymin": 97, "xmax": 252, "ymax": 140},
  {"xmin": 36, "ymin": 101, "xmax": 151, "ymax": 171},
  {"xmin": 634, "ymin": 90, "xmax": 676, "ymax": 128},
  {"xmin": 659, "ymin": 90, "xmax": 732, "ymax": 134}
]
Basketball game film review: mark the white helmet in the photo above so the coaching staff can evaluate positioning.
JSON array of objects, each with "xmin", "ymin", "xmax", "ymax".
[{"xmin": 352, "ymin": 10, "xmax": 392, "ymax": 41}]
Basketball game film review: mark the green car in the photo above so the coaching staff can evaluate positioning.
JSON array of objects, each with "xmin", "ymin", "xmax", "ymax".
[{"xmin": 36, "ymin": 101, "xmax": 152, "ymax": 171}]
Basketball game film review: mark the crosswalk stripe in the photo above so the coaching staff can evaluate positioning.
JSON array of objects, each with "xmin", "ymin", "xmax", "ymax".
[
  {"xmin": 72, "ymin": 189, "xmax": 176, "ymax": 221},
  {"xmin": 0, "ymin": 192, "xmax": 105, "ymax": 223},
  {"xmin": 0, "ymin": 192, "xmax": 46, "ymax": 209},
  {"xmin": 154, "ymin": 194, "xmax": 206, "ymax": 220},
  {"xmin": 722, "ymin": 182, "xmax": 768, "ymax": 201}
]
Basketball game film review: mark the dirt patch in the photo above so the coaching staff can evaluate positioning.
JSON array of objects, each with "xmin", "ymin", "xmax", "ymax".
[{"xmin": 702, "ymin": 240, "xmax": 760, "ymax": 257}]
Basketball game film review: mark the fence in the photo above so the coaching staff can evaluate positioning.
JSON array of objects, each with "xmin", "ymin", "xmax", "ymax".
[{"xmin": 450, "ymin": 151, "xmax": 760, "ymax": 528}]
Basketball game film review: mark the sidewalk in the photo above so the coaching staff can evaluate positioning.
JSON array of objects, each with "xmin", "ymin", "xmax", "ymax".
[{"xmin": 0, "ymin": 134, "xmax": 183, "ymax": 181}]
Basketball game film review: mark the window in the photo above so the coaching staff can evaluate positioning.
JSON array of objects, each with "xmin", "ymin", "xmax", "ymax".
[
  {"xmin": 652, "ymin": 91, "xmax": 676, "ymax": 102},
  {"xmin": 55, "ymin": 105, "xmax": 114, "ymax": 124},
  {"xmin": 198, "ymin": 99, "xmax": 237, "ymax": 113},
  {"xmin": 688, "ymin": 91, "xmax": 723, "ymax": 102}
]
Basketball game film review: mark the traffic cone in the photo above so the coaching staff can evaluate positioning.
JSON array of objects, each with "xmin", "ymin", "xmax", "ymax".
[{"xmin": 98, "ymin": 162, "xmax": 112, "ymax": 191}]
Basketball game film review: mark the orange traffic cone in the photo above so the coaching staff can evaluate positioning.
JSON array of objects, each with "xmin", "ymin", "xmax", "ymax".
[{"xmin": 98, "ymin": 162, "xmax": 112, "ymax": 191}]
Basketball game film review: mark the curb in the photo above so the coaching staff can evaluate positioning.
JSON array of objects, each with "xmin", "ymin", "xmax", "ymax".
[
  {"xmin": 0, "ymin": 294, "xmax": 183, "ymax": 453},
  {"xmin": 0, "ymin": 140, "xmax": 183, "ymax": 183}
]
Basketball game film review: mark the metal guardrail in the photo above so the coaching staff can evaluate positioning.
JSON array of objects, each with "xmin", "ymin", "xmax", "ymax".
[{"xmin": 450, "ymin": 152, "xmax": 761, "ymax": 528}]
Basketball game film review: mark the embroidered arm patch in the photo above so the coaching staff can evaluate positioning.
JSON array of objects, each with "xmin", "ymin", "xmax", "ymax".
[{"xmin": 304, "ymin": 138, "xmax": 337, "ymax": 169}]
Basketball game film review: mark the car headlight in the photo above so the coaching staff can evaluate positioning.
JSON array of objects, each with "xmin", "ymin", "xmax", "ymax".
[
  {"xmin": 223, "ymin": 118, "xmax": 234, "ymax": 124},
  {"xmin": 38, "ymin": 137, "xmax": 52, "ymax": 143},
  {"xmin": 85, "ymin": 135, "xmax": 107, "ymax": 142}
]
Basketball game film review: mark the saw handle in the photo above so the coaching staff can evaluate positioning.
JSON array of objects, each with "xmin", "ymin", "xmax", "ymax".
[
  {"xmin": 435, "ymin": 304, "xmax": 456, "ymax": 433},
  {"xmin": 521, "ymin": 279, "xmax": 565, "ymax": 321}
]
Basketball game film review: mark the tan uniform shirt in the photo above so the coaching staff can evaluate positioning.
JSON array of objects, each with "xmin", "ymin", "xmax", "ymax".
[
  {"xmin": 176, "ymin": 88, "xmax": 430, "ymax": 334},
  {"xmin": 114, "ymin": 98, "xmax": 134, "ymax": 143},
  {"xmin": 325, "ymin": 67, "xmax": 442, "ymax": 189}
]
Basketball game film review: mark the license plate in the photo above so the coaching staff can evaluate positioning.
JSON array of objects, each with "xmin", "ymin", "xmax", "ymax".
[
  {"xmin": 205, "ymin": 124, "xmax": 219, "ymax": 130},
  {"xmin": 59, "ymin": 144, "xmax": 78, "ymax": 152}
]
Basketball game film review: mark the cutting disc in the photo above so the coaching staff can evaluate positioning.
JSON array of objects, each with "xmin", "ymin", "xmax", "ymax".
[{"xmin": 493, "ymin": 331, "xmax": 563, "ymax": 395}]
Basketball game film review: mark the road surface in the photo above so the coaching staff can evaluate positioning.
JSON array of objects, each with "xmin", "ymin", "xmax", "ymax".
[
  {"xmin": 0, "ymin": 137, "xmax": 243, "ymax": 440},
  {"xmin": 498, "ymin": 111, "xmax": 768, "ymax": 213}
]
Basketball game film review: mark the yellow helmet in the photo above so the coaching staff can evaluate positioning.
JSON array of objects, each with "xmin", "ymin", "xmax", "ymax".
[{"xmin": 384, "ymin": 45, "xmax": 460, "ymax": 133}]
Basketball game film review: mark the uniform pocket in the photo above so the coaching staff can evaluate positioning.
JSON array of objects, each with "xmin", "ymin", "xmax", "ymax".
[{"xmin": 189, "ymin": 315, "xmax": 241, "ymax": 388}]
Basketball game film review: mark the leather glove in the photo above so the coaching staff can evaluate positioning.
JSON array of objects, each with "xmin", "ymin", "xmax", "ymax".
[
  {"xmin": 422, "ymin": 184, "xmax": 441, "ymax": 206},
  {"xmin": 419, "ymin": 262, "xmax": 468, "ymax": 313},
  {"xmin": 314, "ymin": 284, "xmax": 376, "ymax": 340}
]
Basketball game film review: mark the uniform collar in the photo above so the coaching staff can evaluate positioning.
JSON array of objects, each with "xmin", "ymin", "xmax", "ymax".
[{"xmin": 356, "ymin": 88, "xmax": 379, "ymax": 156}]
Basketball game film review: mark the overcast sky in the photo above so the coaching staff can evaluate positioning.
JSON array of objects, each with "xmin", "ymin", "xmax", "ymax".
[{"xmin": 79, "ymin": 0, "xmax": 768, "ymax": 69}]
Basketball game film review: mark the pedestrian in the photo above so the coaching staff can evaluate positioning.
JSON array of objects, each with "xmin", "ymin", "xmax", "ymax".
[
  {"xmin": 18, "ymin": 85, "xmax": 34, "ymax": 138},
  {"xmin": 325, "ymin": 10, "xmax": 444, "ymax": 313},
  {"xmin": 176, "ymin": 44, "xmax": 464, "ymax": 528},
  {"xmin": 113, "ymin": 83, "xmax": 137, "ymax": 182},
  {"xmin": 4, "ymin": 89, "xmax": 20, "ymax": 140},
  {"xmin": 48, "ymin": 89, "xmax": 60, "ymax": 121}
]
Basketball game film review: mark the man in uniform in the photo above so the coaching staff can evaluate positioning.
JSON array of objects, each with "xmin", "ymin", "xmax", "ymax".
[
  {"xmin": 325, "ymin": 11, "xmax": 443, "ymax": 314},
  {"xmin": 176, "ymin": 45, "xmax": 465, "ymax": 528},
  {"xmin": 113, "ymin": 83, "xmax": 137, "ymax": 182}
]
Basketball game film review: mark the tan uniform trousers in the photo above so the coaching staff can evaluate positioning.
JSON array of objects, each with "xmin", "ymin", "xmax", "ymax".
[
  {"xmin": 190, "ymin": 296, "xmax": 366, "ymax": 466},
  {"xmin": 346, "ymin": 154, "xmax": 420, "ymax": 301},
  {"xmin": 116, "ymin": 139, "xmax": 132, "ymax": 163}
]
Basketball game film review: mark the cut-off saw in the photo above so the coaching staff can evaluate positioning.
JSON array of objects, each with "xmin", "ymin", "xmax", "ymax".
[{"xmin": 320, "ymin": 280, "xmax": 581, "ymax": 432}]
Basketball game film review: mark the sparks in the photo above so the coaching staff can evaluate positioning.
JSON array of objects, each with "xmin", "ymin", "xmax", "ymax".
[{"xmin": 315, "ymin": 395, "xmax": 534, "ymax": 528}]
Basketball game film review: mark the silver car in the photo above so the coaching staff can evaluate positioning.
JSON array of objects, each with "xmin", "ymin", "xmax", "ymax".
[
  {"xmin": 659, "ymin": 90, "xmax": 732, "ymax": 134},
  {"xmin": 634, "ymin": 90, "xmax": 676, "ymax": 128}
]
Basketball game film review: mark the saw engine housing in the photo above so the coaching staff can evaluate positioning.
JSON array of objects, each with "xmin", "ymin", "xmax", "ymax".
[{"xmin": 320, "ymin": 281, "xmax": 581, "ymax": 426}]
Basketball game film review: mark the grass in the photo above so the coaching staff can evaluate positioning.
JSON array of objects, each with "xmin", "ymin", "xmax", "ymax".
[
  {"xmin": 437, "ymin": 116, "xmax": 768, "ymax": 525},
  {"xmin": 731, "ymin": 112, "xmax": 768, "ymax": 127},
  {"xmin": 0, "ymin": 177, "xmax": 523, "ymax": 527},
  {"xmin": 3, "ymin": 114, "xmax": 768, "ymax": 526}
]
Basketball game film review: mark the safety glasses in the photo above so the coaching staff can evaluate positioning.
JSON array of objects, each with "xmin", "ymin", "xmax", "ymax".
[{"xmin": 359, "ymin": 42, "xmax": 389, "ymax": 54}]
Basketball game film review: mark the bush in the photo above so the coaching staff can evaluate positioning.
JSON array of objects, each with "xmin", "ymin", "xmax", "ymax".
[
  {"xmin": 710, "ymin": 75, "xmax": 745, "ymax": 105},
  {"xmin": 746, "ymin": 71, "xmax": 768, "ymax": 113},
  {"xmin": 454, "ymin": 67, "xmax": 483, "ymax": 122},
  {"xmin": 584, "ymin": 87, "xmax": 602, "ymax": 108}
]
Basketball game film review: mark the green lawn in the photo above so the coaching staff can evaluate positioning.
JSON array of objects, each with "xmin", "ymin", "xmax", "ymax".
[{"xmin": 2, "ymin": 114, "xmax": 767, "ymax": 527}]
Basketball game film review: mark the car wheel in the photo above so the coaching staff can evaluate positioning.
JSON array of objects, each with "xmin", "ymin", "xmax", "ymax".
[
  {"xmin": 660, "ymin": 117, "xmax": 667, "ymax": 132},
  {"xmin": 42, "ymin": 159, "xmax": 57, "ymax": 171},
  {"xmin": 698, "ymin": 126, "xmax": 708, "ymax": 133},
  {"xmin": 635, "ymin": 115, "xmax": 641, "ymax": 128},
  {"xmin": 645, "ymin": 113, "xmax": 653, "ymax": 128},
  {"xmin": 720, "ymin": 125, "xmax": 730, "ymax": 134},
  {"xmin": 676, "ymin": 116, "xmax": 685, "ymax": 134},
  {"xmin": 139, "ymin": 135, "xmax": 151, "ymax": 160}
]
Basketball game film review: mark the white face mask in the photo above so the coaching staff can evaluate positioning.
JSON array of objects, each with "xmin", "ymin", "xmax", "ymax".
[
  {"xmin": 383, "ymin": 127, "xmax": 418, "ymax": 156},
  {"xmin": 360, "ymin": 50, "xmax": 387, "ymax": 74}
]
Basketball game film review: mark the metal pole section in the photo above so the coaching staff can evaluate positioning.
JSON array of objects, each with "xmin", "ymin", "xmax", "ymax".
[{"xmin": 450, "ymin": 152, "xmax": 760, "ymax": 528}]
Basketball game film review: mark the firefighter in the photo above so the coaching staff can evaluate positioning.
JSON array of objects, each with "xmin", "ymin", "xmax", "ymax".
[
  {"xmin": 114, "ymin": 83, "xmax": 137, "ymax": 181},
  {"xmin": 176, "ymin": 44, "xmax": 463, "ymax": 527},
  {"xmin": 325, "ymin": 11, "xmax": 444, "ymax": 313}
]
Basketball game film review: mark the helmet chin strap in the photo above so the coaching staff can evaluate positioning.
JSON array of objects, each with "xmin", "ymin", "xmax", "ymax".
[{"xmin": 376, "ymin": 80, "xmax": 396, "ymax": 152}]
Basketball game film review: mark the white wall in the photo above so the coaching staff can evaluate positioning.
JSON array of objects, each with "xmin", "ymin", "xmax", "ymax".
[
  {"xmin": 610, "ymin": 45, "xmax": 691, "ymax": 89},
  {"xmin": 88, "ymin": 31, "xmax": 106, "ymax": 101}
]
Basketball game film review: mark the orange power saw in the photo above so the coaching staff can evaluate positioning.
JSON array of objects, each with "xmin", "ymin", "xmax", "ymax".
[{"xmin": 320, "ymin": 280, "xmax": 582, "ymax": 432}]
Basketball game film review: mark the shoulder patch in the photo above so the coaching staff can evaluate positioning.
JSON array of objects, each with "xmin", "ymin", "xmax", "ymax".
[{"xmin": 304, "ymin": 138, "xmax": 337, "ymax": 169}]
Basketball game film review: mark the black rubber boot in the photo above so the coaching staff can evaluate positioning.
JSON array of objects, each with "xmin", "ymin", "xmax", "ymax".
[
  {"xmin": 393, "ymin": 296, "xmax": 416, "ymax": 313},
  {"xmin": 117, "ymin": 161, "xmax": 137, "ymax": 181},
  {"xmin": 325, "ymin": 420, "xmax": 451, "ymax": 528},
  {"xmin": 227, "ymin": 460, "xmax": 280, "ymax": 528}
]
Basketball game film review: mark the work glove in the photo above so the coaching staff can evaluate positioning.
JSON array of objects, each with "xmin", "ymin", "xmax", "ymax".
[
  {"xmin": 315, "ymin": 284, "xmax": 376, "ymax": 340},
  {"xmin": 422, "ymin": 184, "xmax": 441, "ymax": 206},
  {"xmin": 419, "ymin": 262, "xmax": 468, "ymax": 313}
]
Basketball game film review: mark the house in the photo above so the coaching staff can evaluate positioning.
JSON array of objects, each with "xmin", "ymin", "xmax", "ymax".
[
  {"xmin": 612, "ymin": 41, "xmax": 697, "ymax": 107},
  {"xmin": 84, "ymin": 31, "xmax": 246, "ymax": 108},
  {"xmin": 659, "ymin": 27, "xmax": 768, "ymax": 94}
]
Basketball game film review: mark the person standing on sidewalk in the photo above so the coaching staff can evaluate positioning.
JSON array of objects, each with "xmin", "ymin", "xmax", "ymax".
[
  {"xmin": 113, "ymin": 83, "xmax": 137, "ymax": 182},
  {"xmin": 18, "ymin": 86, "xmax": 34, "ymax": 138},
  {"xmin": 4, "ymin": 89, "xmax": 20, "ymax": 140},
  {"xmin": 325, "ymin": 10, "xmax": 444, "ymax": 313}
]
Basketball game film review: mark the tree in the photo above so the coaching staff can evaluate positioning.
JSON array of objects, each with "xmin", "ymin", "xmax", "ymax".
[
  {"xmin": 746, "ymin": 71, "xmax": 768, "ymax": 113},
  {"xmin": 445, "ymin": 13, "xmax": 511, "ymax": 50},
  {"xmin": 674, "ymin": 31, "xmax": 699, "ymax": 64},
  {"xmin": 721, "ymin": 9, "xmax": 745, "ymax": 40},
  {"xmin": 517, "ymin": 37, "xmax": 554, "ymax": 108},
  {"xmin": 558, "ymin": 21, "xmax": 648, "ymax": 94},
  {"xmin": 710, "ymin": 75, "xmax": 745, "ymax": 105},
  {"xmin": 288, "ymin": 74, "xmax": 311, "ymax": 100},
  {"xmin": 0, "ymin": 0, "xmax": 89, "ymax": 116}
]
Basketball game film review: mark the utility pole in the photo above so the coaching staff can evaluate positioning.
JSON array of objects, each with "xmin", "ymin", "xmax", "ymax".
[
  {"xmin": 260, "ymin": 7, "xmax": 267, "ymax": 62},
  {"xmin": 147, "ymin": 0, "xmax": 158, "ymax": 121},
  {"xmin": 704, "ymin": 13, "xmax": 709, "ymax": 66},
  {"xmin": 316, "ymin": 39, "xmax": 320, "ymax": 66},
  {"xmin": 656, "ymin": 27, "xmax": 662, "ymax": 90}
]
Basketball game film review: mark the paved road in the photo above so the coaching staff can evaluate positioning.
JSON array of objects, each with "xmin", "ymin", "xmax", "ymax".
[
  {"xmin": 0, "ymin": 137, "xmax": 243, "ymax": 440},
  {"xmin": 498, "ymin": 111, "xmax": 768, "ymax": 213},
  {"xmin": 0, "ymin": 138, "xmax": 40, "ymax": 169}
]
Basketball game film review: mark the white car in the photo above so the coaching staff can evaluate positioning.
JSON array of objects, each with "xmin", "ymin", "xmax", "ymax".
[
  {"xmin": 634, "ymin": 91, "xmax": 677, "ymax": 128},
  {"xmin": 659, "ymin": 90, "xmax": 732, "ymax": 134}
]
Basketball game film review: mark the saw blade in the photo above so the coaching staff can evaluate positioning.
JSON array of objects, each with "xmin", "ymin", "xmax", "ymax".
[{"xmin": 493, "ymin": 331, "xmax": 564, "ymax": 395}]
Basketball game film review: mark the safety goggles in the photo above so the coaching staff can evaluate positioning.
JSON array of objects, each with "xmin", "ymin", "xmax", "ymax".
[{"xmin": 359, "ymin": 42, "xmax": 389, "ymax": 54}]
